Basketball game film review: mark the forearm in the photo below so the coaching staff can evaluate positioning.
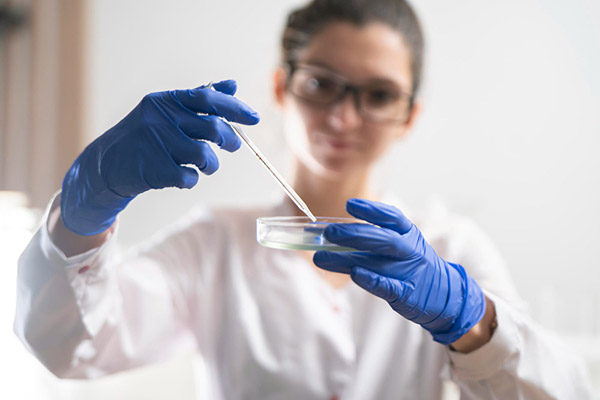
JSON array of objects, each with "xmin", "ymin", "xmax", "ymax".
[
  {"xmin": 15, "ymin": 193, "xmax": 200, "ymax": 379},
  {"xmin": 14, "ymin": 214, "xmax": 120, "ymax": 378}
]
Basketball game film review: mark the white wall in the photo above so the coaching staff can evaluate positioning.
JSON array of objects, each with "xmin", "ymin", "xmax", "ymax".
[
  {"xmin": 405, "ymin": 0, "xmax": 600, "ymax": 337},
  {"xmin": 89, "ymin": 0, "xmax": 600, "ymax": 333},
  {"xmin": 11, "ymin": 0, "xmax": 591, "ymax": 397},
  {"xmin": 385, "ymin": 0, "xmax": 600, "ymax": 383}
]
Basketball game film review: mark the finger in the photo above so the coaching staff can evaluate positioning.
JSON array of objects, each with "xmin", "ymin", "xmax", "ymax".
[
  {"xmin": 166, "ymin": 136, "xmax": 220, "ymax": 175},
  {"xmin": 187, "ymin": 141, "xmax": 219, "ymax": 175},
  {"xmin": 350, "ymin": 267, "xmax": 408, "ymax": 304},
  {"xmin": 312, "ymin": 251, "xmax": 369, "ymax": 274},
  {"xmin": 312, "ymin": 260, "xmax": 353, "ymax": 275},
  {"xmin": 147, "ymin": 159, "xmax": 200, "ymax": 190},
  {"xmin": 346, "ymin": 198, "xmax": 413, "ymax": 235},
  {"xmin": 313, "ymin": 251, "xmax": 389, "ymax": 273},
  {"xmin": 174, "ymin": 166, "xmax": 200, "ymax": 189},
  {"xmin": 143, "ymin": 90, "xmax": 242, "ymax": 152},
  {"xmin": 155, "ymin": 122, "xmax": 223, "ymax": 171},
  {"xmin": 314, "ymin": 251, "xmax": 414, "ymax": 280},
  {"xmin": 178, "ymin": 115, "xmax": 241, "ymax": 152},
  {"xmin": 323, "ymin": 223, "xmax": 412, "ymax": 258},
  {"xmin": 211, "ymin": 79, "xmax": 237, "ymax": 96},
  {"xmin": 171, "ymin": 84, "xmax": 260, "ymax": 125}
]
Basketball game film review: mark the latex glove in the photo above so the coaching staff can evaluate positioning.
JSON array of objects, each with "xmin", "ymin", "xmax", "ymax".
[
  {"xmin": 313, "ymin": 198, "xmax": 486, "ymax": 344},
  {"xmin": 61, "ymin": 80, "xmax": 259, "ymax": 236}
]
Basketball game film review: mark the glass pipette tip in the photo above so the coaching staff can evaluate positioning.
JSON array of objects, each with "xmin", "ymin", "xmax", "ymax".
[
  {"xmin": 228, "ymin": 122, "xmax": 317, "ymax": 222},
  {"xmin": 204, "ymin": 81, "xmax": 316, "ymax": 222}
]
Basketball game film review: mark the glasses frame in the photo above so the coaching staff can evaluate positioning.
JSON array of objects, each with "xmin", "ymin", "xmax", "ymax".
[{"xmin": 285, "ymin": 62, "xmax": 415, "ymax": 124}]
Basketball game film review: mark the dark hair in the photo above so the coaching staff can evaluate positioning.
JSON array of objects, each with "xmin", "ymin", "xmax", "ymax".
[{"xmin": 282, "ymin": 0, "xmax": 425, "ymax": 98}]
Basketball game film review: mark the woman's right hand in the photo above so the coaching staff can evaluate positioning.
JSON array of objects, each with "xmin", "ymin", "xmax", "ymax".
[{"xmin": 60, "ymin": 80, "xmax": 259, "ymax": 236}]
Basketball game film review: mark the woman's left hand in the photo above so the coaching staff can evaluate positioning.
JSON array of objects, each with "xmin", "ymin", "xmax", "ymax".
[{"xmin": 313, "ymin": 198, "xmax": 487, "ymax": 345}]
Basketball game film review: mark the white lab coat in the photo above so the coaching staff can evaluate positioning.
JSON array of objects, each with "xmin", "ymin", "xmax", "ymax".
[{"xmin": 14, "ymin": 193, "xmax": 591, "ymax": 399}]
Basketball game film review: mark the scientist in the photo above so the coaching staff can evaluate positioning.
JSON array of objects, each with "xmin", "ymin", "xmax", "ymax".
[{"xmin": 15, "ymin": 0, "xmax": 591, "ymax": 398}]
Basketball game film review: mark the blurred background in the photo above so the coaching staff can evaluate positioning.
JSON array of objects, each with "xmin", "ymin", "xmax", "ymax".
[{"xmin": 1, "ymin": 0, "xmax": 599, "ymax": 398}]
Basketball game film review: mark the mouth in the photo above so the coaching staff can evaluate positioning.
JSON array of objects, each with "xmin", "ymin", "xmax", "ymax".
[{"xmin": 319, "ymin": 135, "xmax": 356, "ymax": 151}]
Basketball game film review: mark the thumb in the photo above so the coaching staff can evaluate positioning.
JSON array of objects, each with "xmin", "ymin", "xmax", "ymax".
[
  {"xmin": 210, "ymin": 79, "xmax": 237, "ymax": 96},
  {"xmin": 346, "ymin": 198, "xmax": 413, "ymax": 235}
]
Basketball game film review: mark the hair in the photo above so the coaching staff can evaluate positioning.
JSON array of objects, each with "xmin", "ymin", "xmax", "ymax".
[{"xmin": 281, "ymin": 0, "xmax": 425, "ymax": 98}]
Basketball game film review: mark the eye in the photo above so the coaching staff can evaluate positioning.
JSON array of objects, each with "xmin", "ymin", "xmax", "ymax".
[
  {"xmin": 291, "ymin": 69, "xmax": 342, "ymax": 103},
  {"xmin": 304, "ymin": 76, "xmax": 338, "ymax": 95},
  {"xmin": 363, "ymin": 88, "xmax": 401, "ymax": 107}
]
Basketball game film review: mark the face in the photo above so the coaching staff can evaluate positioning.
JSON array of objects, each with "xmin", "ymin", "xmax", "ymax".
[{"xmin": 275, "ymin": 21, "xmax": 420, "ymax": 179}]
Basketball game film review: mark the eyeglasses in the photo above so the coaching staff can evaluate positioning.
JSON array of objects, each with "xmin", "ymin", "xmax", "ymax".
[{"xmin": 287, "ymin": 63, "xmax": 414, "ymax": 123}]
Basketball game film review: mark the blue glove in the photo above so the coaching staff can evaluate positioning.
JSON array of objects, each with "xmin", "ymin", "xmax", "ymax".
[
  {"xmin": 313, "ymin": 198, "xmax": 486, "ymax": 345},
  {"xmin": 61, "ymin": 80, "xmax": 259, "ymax": 236}
]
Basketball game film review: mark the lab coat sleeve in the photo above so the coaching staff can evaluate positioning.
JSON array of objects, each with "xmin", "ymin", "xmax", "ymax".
[
  {"xmin": 440, "ymin": 217, "xmax": 593, "ymax": 399},
  {"xmin": 448, "ymin": 294, "xmax": 592, "ymax": 399},
  {"xmin": 14, "ymin": 193, "xmax": 206, "ymax": 379}
]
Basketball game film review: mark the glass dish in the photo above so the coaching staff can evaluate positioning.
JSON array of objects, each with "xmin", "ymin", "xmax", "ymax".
[{"xmin": 256, "ymin": 216, "xmax": 363, "ymax": 251}]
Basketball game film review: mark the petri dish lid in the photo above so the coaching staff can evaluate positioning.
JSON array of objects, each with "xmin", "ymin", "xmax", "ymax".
[{"xmin": 256, "ymin": 216, "xmax": 364, "ymax": 251}]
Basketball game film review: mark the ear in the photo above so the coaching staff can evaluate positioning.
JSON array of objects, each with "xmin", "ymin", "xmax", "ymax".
[
  {"xmin": 273, "ymin": 66, "xmax": 288, "ymax": 107},
  {"xmin": 394, "ymin": 99, "xmax": 422, "ymax": 139}
]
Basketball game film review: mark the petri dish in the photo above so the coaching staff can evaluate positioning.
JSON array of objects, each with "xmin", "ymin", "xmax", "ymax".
[{"xmin": 257, "ymin": 216, "xmax": 363, "ymax": 251}]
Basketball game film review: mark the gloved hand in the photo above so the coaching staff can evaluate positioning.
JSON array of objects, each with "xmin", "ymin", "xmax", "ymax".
[
  {"xmin": 61, "ymin": 80, "xmax": 259, "ymax": 236},
  {"xmin": 313, "ymin": 198, "xmax": 486, "ymax": 345}
]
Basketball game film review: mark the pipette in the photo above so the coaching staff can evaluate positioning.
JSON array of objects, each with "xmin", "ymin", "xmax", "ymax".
[
  {"xmin": 228, "ymin": 121, "xmax": 317, "ymax": 222},
  {"xmin": 204, "ymin": 82, "xmax": 316, "ymax": 221}
]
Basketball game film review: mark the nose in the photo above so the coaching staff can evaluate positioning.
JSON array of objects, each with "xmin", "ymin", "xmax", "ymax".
[{"xmin": 325, "ymin": 91, "xmax": 363, "ymax": 132}]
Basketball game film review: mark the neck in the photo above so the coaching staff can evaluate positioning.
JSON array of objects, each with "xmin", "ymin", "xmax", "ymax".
[{"xmin": 290, "ymin": 162, "xmax": 379, "ymax": 218}]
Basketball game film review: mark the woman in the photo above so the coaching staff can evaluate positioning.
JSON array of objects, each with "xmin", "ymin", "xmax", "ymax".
[{"xmin": 15, "ymin": 0, "xmax": 590, "ymax": 398}]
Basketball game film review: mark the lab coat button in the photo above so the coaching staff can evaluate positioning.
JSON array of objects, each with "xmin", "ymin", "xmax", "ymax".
[
  {"xmin": 332, "ymin": 305, "xmax": 340, "ymax": 313},
  {"xmin": 78, "ymin": 265, "xmax": 91, "ymax": 274}
]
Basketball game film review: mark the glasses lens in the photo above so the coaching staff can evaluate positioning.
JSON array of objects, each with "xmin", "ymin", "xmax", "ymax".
[
  {"xmin": 290, "ymin": 68, "xmax": 343, "ymax": 104},
  {"xmin": 360, "ymin": 86, "xmax": 409, "ymax": 122}
]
